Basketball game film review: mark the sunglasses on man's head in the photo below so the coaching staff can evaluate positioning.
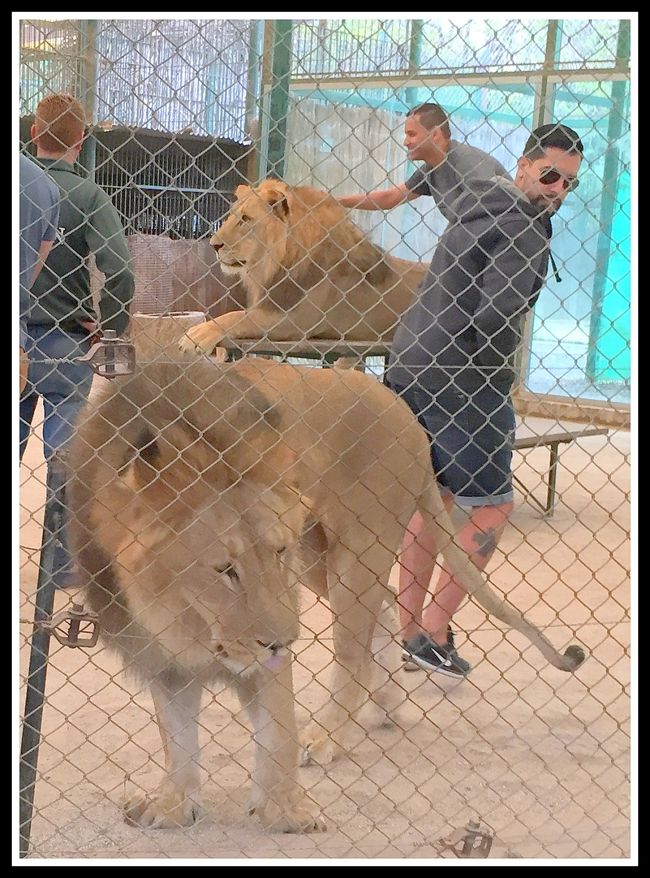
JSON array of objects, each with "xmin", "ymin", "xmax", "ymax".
[{"xmin": 538, "ymin": 167, "xmax": 580, "ymax": 191}]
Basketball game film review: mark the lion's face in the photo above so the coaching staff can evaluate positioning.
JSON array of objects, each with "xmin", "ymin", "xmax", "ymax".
[
  {"xmin": 72, "ymin": 362, "xmax": 315, "ymax": 678},
  {"xmin": 111, "ymin": 478, "xmax": 309, "ymax": 676},
  {"xmin": 210, "ymin": 182, "xmax": 290, "ymax": 282}
]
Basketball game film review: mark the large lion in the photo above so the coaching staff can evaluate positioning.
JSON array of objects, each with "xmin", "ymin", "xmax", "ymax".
[
  {"xmin": 177, "ymin": 179, "xmax": 427, "ymax": 355},
  {"xmin": 68, "ymin": 358, "xmax": 585, "ymax": 834}
]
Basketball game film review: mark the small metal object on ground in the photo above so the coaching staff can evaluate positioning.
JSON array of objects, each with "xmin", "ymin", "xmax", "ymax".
[{"xmin": 437, "ymin": 819, "xmax": 494, "ymax": 858}]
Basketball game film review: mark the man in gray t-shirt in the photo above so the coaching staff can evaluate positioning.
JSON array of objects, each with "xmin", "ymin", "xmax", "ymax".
[
  {"xmin": 338, "ymin": 102, "xmax": 511, "ymax": 220},
  {"xmin": 339, "ymin": 103, "xmax": 513, "ymax": 677},
  {"xmin": 19, "ymin": 153, "xmax": 60, "ymax": 390}
]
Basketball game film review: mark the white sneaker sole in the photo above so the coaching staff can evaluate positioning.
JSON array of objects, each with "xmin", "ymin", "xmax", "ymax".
[{"xmin": 401, "ymin": 652, "xmax": 470, "ymax": 678}]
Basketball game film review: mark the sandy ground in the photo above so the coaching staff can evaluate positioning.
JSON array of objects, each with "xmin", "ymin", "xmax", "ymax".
[{"xmin": 17, "ymin": 386, "xmax": 631, "ymax": 861}]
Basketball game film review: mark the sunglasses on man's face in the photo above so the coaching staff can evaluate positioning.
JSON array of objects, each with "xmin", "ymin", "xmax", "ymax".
[{"xmin": 538, "ymin": 167, "xmax": 580, "ymax": 191}]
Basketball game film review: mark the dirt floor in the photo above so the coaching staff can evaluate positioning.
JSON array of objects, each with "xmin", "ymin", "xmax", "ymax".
[{"xmin": 17, "ymin": 385, "xmax": 632, "ymax": 862}]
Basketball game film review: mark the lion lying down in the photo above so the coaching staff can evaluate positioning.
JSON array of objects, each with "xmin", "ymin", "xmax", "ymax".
[
  {"xmin": 177, "ymin": 179, "xmax": 427, "ymax": 356},
  {"xmin": 69, "ymin": 358, "xmax": 585, "ymax": 833}
]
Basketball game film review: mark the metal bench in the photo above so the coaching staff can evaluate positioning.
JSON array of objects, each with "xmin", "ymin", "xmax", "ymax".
[
  {"xmin": 224, "ymin": 338, "xmax": 390, "ymax": 367},
  {"xmin": 513, "ymin": 427, "xmax": 609, "ymax": 516},
  {"xmin": 223, "ymin": 340, "xmax": 609, "ymax": 517}
]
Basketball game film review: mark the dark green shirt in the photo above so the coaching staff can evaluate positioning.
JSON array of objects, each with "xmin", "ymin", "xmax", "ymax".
[{"xmin": 29, "ymin": 158, "xmax": 134, "ymax": 335}]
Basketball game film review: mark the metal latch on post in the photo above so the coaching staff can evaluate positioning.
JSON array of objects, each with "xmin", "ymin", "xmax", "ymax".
[
  {"xmin": 76, "ymin": 330, "xmax": 136, "ymax": 377},
  {"xmin": 35, "ymin": 603, "xmax": 100, "ymax": 648}
]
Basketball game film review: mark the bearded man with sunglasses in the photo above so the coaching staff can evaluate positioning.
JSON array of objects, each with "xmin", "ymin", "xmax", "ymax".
[{"xmin": 383, "ymin": 123, "xmax": 584, "ymax": 678}]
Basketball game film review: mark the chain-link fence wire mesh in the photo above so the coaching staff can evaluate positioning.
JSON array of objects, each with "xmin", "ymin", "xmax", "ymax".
[{"xmin": 18, "ymin": 17, "xmax": 631, "ymax": 860}]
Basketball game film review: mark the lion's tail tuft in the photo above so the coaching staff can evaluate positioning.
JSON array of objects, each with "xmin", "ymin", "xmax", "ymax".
[{"xmin": 560, "ymin": 644, "xmax": 587, "ymax": 671}]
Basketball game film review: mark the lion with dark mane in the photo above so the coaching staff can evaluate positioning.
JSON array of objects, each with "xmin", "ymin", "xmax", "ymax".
[
  {"xmin": 178, "ymin": 179, "xmax": 426, "ymax": 354},
  {"xmin": 69, "ymin": 358, "xmax": 585, "ymax": 833}
]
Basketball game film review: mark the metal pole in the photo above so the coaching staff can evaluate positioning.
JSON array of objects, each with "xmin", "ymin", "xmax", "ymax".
[
  {"xmin": 405, "ymin": 19, "xmax": 423, "ymax": 109},
  {"xmin": 515, "ymin": 20, "xmax": 561, "ymax": 393},
  {"xmin": 545, "ymin": 442, "xmax": 560, "ymax": 516},
  {"xmin": 245, "ymin": 20, "xmax": 263, "ymax": 184},
  {"xmin": 78, "ymin": 20, "xmax": 98, "ymax": 179},
  {"xmin": 535, "ymin": 19, "xmax": 562, "ymax": 128},
  {"xmin": 265, "ymin": 19, "xmax": 293, "ymax": 179},
  {"xmin": 19, "ymin": 453, "xmax": 68, "ymax": 857},
  {"xmin": 586, "ymin": 20, "xmax": 630, "ymax": 382}
]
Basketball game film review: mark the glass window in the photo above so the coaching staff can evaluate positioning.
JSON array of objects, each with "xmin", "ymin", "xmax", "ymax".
[
  {"xmin": 93, "ymin": 19, "xmax": 252, "ymax": 138},
  {"xmin": 557, "ymin": 19, "xmax": 622, "ymax": 70},
  {"xmin": 526, "ymin": 78, "xmax": 631, "ymax": 402},
  {"xmin": 387, "ymin": 83, "xmax": 536, "ymax": 261},
  {"xmin": 419, "ymin": 19, "xmax": 548, "ymax": 73},
  {"xmin": 287, "ymin": 84, "xmax": 536, "ymax": 260},
  {"xmin": 292, "ymin": 20, "xmax": 411, "ymax": 76}
]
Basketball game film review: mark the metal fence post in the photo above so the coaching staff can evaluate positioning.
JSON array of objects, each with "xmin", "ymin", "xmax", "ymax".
[{"xmin": 19, "ymin": 452, "xmax": 68, "ymax": 858}]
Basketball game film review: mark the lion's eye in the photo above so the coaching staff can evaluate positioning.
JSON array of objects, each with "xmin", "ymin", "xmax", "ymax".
[
  {"xmin": 277, "ymin": 547, "xmax": 287, "ymax": 557},
  {"xmin": 239, "ymin": 214, "xmax": 251, "ymax": 223}
]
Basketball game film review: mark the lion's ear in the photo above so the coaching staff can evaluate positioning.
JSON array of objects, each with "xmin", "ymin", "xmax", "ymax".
[
  {"xmin": 235, "ymin": 184, "xmax": 251, "ymax": 199},
  {"xmin": 123, "ymin": 425, "xmax": 230, "ymax": 496},
  {"xmin": 122, "ymin": 427, "xmax": 183, "ymax": 492},
  {"xmin": 258, "ymin": 180, "xmax": 290, "ymax": 219},
  {"xmin": 269, "ymin": 193, "xmax": 289, "ymax": 219},
  {"xmin": 120, "ymin": 427, "xmax": 161, "ymax": 489}
]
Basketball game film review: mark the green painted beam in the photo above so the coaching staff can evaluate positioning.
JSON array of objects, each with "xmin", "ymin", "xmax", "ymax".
[
  {"xmin": 266, "ymin": 20, "xmax": 293, "ymax": 179},
  {"xmin": 78, "ymin": 19, "xmax": 97, "ymax": 180},
  {"xmin": 292, "ymin": 80, "xmax": 616, "ymax": 114},
  {"xmin": 404, "ymin": 19, "xmax": 423, "ymax": 109},
  {"xmin": 586, "ymin": 20, "xmax": 631, "ymax": 383},
  {"xmin": 245, "ymin": 20, "xmax": 263, "ymax": 183}
]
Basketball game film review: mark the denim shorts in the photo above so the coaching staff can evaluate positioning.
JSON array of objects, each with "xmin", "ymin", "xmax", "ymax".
[
  {"xmin": 390, "ymin": 382, "xmax": 516, "ymax": 508},
  {"xmin": 19, "ymin": 324, "xmax": 94, "ymax": 587},
  {"xmin": 20, "ymin": 323, "xmax": 94, "ymax": 460}
]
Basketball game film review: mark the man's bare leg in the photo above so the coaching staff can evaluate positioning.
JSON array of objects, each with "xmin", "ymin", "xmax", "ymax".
[
  {"xmin": 423, "ymin": 501, "xmax": 514, "ymax": 645},
  {"xmin": 397, "ymin": 498, "xmax": 454, "ymax": 643}
]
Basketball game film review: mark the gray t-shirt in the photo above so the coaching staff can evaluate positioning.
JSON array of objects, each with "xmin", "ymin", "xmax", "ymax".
[{"xmin": 406, "ymin": 139, "xmax": 511, "ymax": 223}]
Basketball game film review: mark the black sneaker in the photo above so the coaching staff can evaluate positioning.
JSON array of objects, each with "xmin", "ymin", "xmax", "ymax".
[
  {"xmin": 402, "ymin": 626, "xmax": 455, "ymax": 670},
  {"xmin": 401, "ymin": 631, "xmax": 471, "ymax": 678}
]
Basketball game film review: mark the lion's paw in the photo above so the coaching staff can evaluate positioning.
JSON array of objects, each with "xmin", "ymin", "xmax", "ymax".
[
  {"xmin": 212, "ymin": 346, "xmax": 229, "ymax": 363},
  {"xmin": 178, "ymin": 323, "xmax": 220, "ymax": 354},
  {"xmin": 123, "ymin": 785, "xmax": 202, "ymax": 829},
  {"xmin": 249, "ymin": 797, "xmax": 326, "ymax": 834},
  {"xmin": 299, "ymin": 727, "xmax": 343, "ymax": 767}
]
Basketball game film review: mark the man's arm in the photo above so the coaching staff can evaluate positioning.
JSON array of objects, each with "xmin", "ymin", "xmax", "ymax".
[
  {"xmin": 473, "ymin": 219, "xmax": 549, "ymax": 369},
  {"xmin": 86, "ymin": 189, "xmax": 135, "ymax": 335},
  {"xmin": 338, "ymin": 182, "xmax": 418, "ymax": 211},
  {"xmin": 29, "ymin": 239, "xmax": 56, "ymax": 287}
]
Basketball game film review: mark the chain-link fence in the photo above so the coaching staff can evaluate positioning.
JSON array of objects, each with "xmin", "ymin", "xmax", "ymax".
[{"xmin": 18, "ymin": 16, "xmax": 632, "ymax": 861}]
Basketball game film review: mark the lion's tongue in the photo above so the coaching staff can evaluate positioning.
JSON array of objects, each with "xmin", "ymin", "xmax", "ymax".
[{"xmin": 262, "ymin": 653, "xmax": 284, "ymax": 671}]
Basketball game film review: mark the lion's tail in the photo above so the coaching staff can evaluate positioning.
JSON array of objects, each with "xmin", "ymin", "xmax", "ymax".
[{"xmin": 417, "ymin": 481, "xmax": 586, "ymax": 673}]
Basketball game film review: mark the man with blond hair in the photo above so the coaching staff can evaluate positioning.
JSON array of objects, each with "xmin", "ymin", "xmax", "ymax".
[{"xmin": 20, "ymin": 93, "xmax": 134, "ymax": 589}]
